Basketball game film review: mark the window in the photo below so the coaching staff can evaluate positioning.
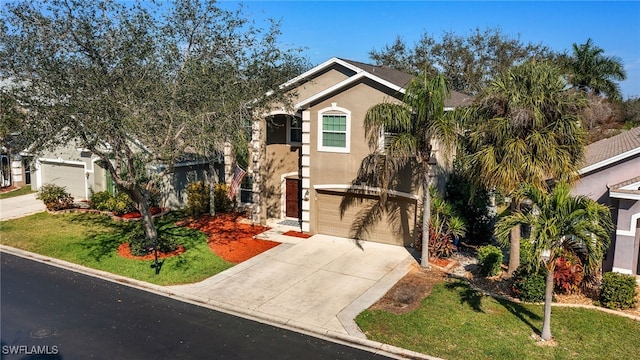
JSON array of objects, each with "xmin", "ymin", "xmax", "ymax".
[
  {"xmin": 318, "ymin": 105, "xmax": 350, "ymax": 153},
  {"xmin": 288, "ymin": 117, "xmax": 302, "ymax": 144},
  {"xmin": 240, "ymin": 175, "xmax": 253, "ymax": 204}
]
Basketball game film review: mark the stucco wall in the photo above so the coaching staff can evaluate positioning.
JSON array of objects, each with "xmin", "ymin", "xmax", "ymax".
[
  {"xmin": 263, "ymin": 144, "xmax": 299, "ymax": 218},
  {"xmin": 572, "ymin": 154, "xmax": 640, "ymax": 204}
]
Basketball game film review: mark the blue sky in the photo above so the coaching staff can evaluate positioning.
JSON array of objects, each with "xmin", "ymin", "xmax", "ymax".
[{"xmin": 218, "ymin": 1, "xmax": 640, "ymax": 99}]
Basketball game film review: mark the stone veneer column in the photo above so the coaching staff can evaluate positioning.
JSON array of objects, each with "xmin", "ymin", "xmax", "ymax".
[
  {"xmin": 223, "ymin": 141, "xmax": 233, "ymax": 183},
  {"xmin": 251, "ymin": 117, "xmax": 267, "ymax": 225},
  {"xmin": 301, "ymin": 110, "xmax": 311, "ymax": 233}
]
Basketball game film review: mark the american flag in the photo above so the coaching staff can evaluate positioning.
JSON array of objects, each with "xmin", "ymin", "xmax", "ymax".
[{"xmin": 228, "ymin": 165, "xmax": 247, "ymax": 200}]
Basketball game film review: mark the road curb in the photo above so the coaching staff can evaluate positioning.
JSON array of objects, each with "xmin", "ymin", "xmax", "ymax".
[{"xmin": 0, "ymin": 244, "xmax": 441, "ymax": 360}]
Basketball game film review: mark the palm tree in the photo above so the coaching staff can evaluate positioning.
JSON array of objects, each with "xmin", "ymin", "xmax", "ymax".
[
  {"xmin": 567, "ymin": 38, "xmax": 627, "ymax": 101},
  {"xmin": 465, "ymin": 60, "xmax": 587, "ymax": 274},
  {"xmin": 495, "ymin": 183, "xmax": 613, "ymax": 341},
  {"xmin": 362, "ymin": 73, "xmax": 460, "ymax": 267}
]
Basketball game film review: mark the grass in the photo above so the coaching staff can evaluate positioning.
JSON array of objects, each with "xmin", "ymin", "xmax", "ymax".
[
  {"xmin": 0, "ymin": 211, "xmax": 233, "ymax": 285},
  {"xmin": 356, "ymin": 279, "xmax": 640, "ymax": 360},
  {"xmin": 0, "ymin": 186, "xmax": 36, "ymax": 199}
]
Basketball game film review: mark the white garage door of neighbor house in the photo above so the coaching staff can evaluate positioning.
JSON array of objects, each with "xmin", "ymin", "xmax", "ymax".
[
  {"xmin": 41, "ymin": 162, "xmax": 86, "ymax": 200},
  {"xmin": 315, "ymin": 191, "xmax": 415, "ymax": 246}
]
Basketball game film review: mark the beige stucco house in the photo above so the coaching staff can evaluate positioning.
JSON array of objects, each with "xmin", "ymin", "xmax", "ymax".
[
  {"xmin": 248, "ymin": 58, "xmax": 472, "ymax": 246},
  {"xmin": 573, "ymin": 126, "xmax": 640, "ymax": 276}
]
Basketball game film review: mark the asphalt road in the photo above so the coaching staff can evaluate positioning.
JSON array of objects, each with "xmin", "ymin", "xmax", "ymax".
[{"xmin": 1, "ymin": 252, "xmax": 392, "ymax": 360}]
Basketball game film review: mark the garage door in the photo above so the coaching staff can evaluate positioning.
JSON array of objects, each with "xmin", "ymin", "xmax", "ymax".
[
  {"xmin": 41, "ymin": 162, "xmax": 86, "ymax": 200},
  {"xmin": 316, "ymin": 190, "xmax": 416, "ymax": 246}
]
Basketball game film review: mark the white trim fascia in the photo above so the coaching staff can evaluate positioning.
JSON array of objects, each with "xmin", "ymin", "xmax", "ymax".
[
  {"xmin": 39, "ymin": 157, "xmax": 86, "ymax": 167},
  {"xmin": 174, "ymin": 160, "xmax": 211, "ymax": 168},
  {"xmin": 295, "ymin": 73, "xmax": 367, "ymax": 109},
  {"xmin": 610, "ymin": 191, "xmax": 640, "ymax": 200},
  {"xmin": 281, "ymin": 58, "xmax": 363, "ymax": 89},
  {"xmin": 619, "ymin": 181, "xmax": 640, "ymax": 191},
  {"xmin": 616, "ymin": 212, "xmax": 640, "ymax": 237},
  {"xmin": 295, "ymin": 72, "xmax": 406, "ymax": 109},
  {"xmin": 612, "ymin": 267, "xmax": 633, "ymax": 275},
  {"xmin": 579, "ymin": 147, "xmax": 640, "ymax": 174},
  {"xmin": 313, "ymin": 184, "xmax": 419, "ymax": 200}
]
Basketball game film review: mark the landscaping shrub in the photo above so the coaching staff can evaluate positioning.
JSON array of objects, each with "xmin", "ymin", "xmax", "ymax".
[
  {"xmin": 511, "ymin": 265, "xmax": 546, "ymax": 302},
  {"xmin": 105, "ymin": 192, "xmax": 136, "ymax": 216},
  {"xmin": 553, "ymin": 253, "xmax": 584, "ymax": 294},
  {"xmin": 477, "ymin": 245, "xmax": 503, "ymax": 277},
  {"xmin": 127, "ymin": 223, "xmax": 178, "ymax": 257},
  {"xmin": 214, "ymin": 183, "xmax": 234, "ymax": 212},
  {"xmin": 186, "ymin": 181, "xmax": 210, "ymax": 216},
  {"xmin": 89, "ymin": 190, "xmax": 112, "ymax": 211},
  {"xmin": 600, "ymin": 272, "xmax": 638, "ymax": 310},
  {"xmin": 36, "ymin": 183, "xmax": 74, "ymax": 211}
]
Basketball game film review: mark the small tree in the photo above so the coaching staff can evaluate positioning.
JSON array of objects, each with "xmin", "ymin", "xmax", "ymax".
[
  {"xmin": 1, "ymin": 0, "xmax": 304, "ymax": 272},
  {"xmin": 495, "ymin": 183, "xmax": 613, "ymax": 341},
  {"xmin": 466, "ymin": 60, "xmax": 588, "ymax": 274}
]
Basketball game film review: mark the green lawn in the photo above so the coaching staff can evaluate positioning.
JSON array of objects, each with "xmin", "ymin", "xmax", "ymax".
[
  {"xmin": 0, "ymin": 186, "xmax": 36, "ymax": 199},
  {"xmin": 0, "ymin": 211, "xmax": 233, "ymax": 285},
  {"xmin": 356, "ymin": 279, "xmax": 640, "ymax": 360}
]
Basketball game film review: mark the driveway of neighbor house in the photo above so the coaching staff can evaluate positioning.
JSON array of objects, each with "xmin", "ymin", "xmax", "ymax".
[
  {"xmin": 0, "ymin": 193, "xmax": 46, "ymax": 221},
  {"xmin": 167, "ymin": 233, "xmax": 415, "ymax": 338}
]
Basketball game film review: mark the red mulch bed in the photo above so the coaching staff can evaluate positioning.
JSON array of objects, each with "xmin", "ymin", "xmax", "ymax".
[
  {"xmin": 181, "ymin": 212, "xmax": 278, "ymax": 263},
  {"xmin": 117, "ymin": 242, "xmax": 186, "ymax": 260},
  {"xmin": 282, "ymin": 230, "xmax": 312, "ymax": 239},
  {"xmin": 119, "ymin": 207, "xmax": 164, "ymax": 219}
]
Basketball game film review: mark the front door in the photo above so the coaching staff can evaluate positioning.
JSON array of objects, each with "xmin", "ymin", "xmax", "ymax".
[{"xmin": 285, "ymin": 178, "xmax": 301, "ymax": 218}]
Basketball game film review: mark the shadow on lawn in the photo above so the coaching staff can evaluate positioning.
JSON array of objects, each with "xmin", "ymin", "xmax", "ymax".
[
  {"xmin": 445, "ymin": 280, "xmax": 484, "ymax": 312},
  {"xmin": 68, "ymin": 211, "xmax": 201, "ymax": 262},
  {"xmin": 445, "ymin": 279, "xmax": 542, "ymax": 334},
  {"xmin": 495, "ymin": 297, "xmax": 541, "ymax": 334}
]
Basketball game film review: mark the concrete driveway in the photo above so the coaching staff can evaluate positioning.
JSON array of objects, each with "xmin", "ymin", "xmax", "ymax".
[
  {"xmin": 168, "ymin": 233, "xmax": 414, "ymax": 338},
  {"xmin": 0, "ymin": 193, "xmax": 46, "ymax": 221}
]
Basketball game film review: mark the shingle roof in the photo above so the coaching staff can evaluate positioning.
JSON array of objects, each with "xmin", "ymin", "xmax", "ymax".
[
  {"xmin": 338, "ymin": 58, "xmax": 474, "ymax": 108},
  {"xmin": 582, "ymin": 126, "xmax": 640, "ymax": 170}
]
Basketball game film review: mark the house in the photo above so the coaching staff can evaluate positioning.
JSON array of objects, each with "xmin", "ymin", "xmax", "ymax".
[
  {"xmin": 30, "ymin": 140, "xmax": 223, "ymax": 209},
  {"xmin": 572, "ymin": 126, "xmax": 640, "ymax": 275},
  {"xmin": 248, "ymin": 58, "xmax": 473, "ymax": 246}
]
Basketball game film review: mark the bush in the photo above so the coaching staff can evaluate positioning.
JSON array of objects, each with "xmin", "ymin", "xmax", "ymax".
[
  {"xmin": 89, "ymin": 190, "xmax": 112, "ymax": 211},
  {"xmin": 186, "ymin": 181, "xmax": 210, "ymax": 216},
  {"xmin": 127, "ymin": 223, "xmax": 178, "ymax": 257},
  {"xmin": 105, "ymin": 192, "xmax": 136, "ymax": 215},
  {"xmin": 477, "ymin": 245, "xmax": 503, "ymax": 277},
  {"xmin": 553, "ymin": 253, "xmax": 584, "ymax": 294},
  {"xmin": 600, "ymin": 272, "xmax": 638, "ymax": 310},
  {"xmin": 36, "ymin": 183, "xmax": 74, "ymax": 211},
  {"xmin": 511, "ymin": 265, "xmax": 546, "ymax": 302},
  {"xmin": 214, "ymin": 183, "xmax": 234, "ymax": 213}
]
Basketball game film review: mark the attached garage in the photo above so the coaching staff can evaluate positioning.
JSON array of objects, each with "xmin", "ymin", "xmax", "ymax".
[
  {"xmin": 315, "ymin": 189, "xmax": 417, "ymax": 246},
  {"xmin": 40, "ymin": 161, "xmax": 87, "ymax": 200}
]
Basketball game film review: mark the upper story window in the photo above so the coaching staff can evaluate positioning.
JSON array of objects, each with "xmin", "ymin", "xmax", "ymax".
[
  {"xmin": 288, "ymin": 116, "xmax": 302, "ymax": 145},
  {"xmin": 318, "ymin": 104, "xmax": 350, "ymax": 153}
]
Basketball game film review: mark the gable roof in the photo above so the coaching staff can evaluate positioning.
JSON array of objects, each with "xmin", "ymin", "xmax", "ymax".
[
  {"xmin": 580, "ymin": 126, "xmax": 640, "ymax": 174},
  {"xmin": 288, "ymin": 57, "xmax": 473, "ymax": 109}
]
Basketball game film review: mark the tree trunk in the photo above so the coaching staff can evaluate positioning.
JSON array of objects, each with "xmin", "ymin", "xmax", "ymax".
[
  {"xmin": 208, "ymin": 150, "xmax": 217, "ymax": 216},
  {"xmin": 541, "ymin": 268, "xmax": 554, "ymax": 341},
  {"xmin": 508, "ymin": 201, "xmax": 521, "ymax": 275},
  {"xmin": 420, "ymin": 165, "xmax": 431, "ymax": 269},
  {"xmin": 129, "ymin": 188, "xmax": 159, "ymax": 273}
]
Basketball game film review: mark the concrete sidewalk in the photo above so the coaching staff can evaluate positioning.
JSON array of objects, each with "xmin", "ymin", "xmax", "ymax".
[
  {"xmin": 0, "ymin": 193, "xmax": 46, "ymax": 221},
  {"xmin": 168, "ymin": 232, "xmax": 415, "ymax": 338}
]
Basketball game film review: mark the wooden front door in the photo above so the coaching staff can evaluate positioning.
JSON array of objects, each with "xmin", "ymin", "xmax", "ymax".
[{"xmin": 285, "ymin": 178, "xmax": 301, "ymax": 218}]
